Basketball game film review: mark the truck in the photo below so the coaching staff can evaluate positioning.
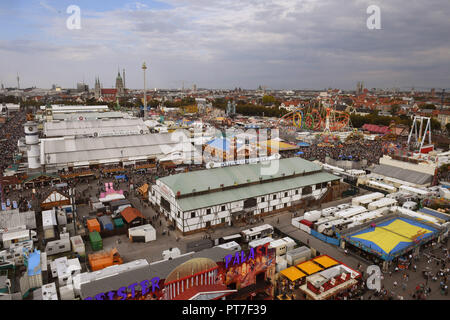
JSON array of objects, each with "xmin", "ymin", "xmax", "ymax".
[{"xmin": 88, "ymin": 248, "xmax": 123, "ymax": 271}]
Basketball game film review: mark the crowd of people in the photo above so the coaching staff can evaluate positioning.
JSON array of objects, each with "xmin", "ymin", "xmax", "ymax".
[
  {"xmin": 281, "ymin": 139, "xmax": 386, "ymax": 167},
  {"xmin": 0, "ymin": 109, "xmax": 27, "ymax": 173}
]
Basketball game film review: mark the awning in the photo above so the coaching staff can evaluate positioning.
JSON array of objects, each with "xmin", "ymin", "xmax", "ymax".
[
  {"xmin": 296, "ymin": 261, "xmax": 323, "ymax": 275},
  {"xmin": 280, "ymin": 267, "xmax": 306, "ymax": 282}
]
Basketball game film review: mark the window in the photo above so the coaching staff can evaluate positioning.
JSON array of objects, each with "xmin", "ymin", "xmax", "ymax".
[
  {"xmin": 191, "ymin": 212, "xmax": 195, "ymax": 218},
  {"xmin": 303, "ymin": 186, "xmax": 312, "ymax": 195},
  {"xmin": 273, "ymin": 194, "xmax": 277, "ymax": 200},
  {"xmin": 221, "ymin": 205, "xmax": 226, "ymax": 211},
  {"xmin": 177, "ymin": 211, "xmax": 181, "ymax": 218},
  {"xmin": 206, "ymin": 208, "xmax": 211, "ymax": 215},
  {"xmin": 244, "ymin": 198, "xmax": 257, "ymax": 209},
  {"xmin": 316, "ymin": 183, "xmax": 322, "ymax": 190},
  {"xmin": 284, "ymin": 192, "xmax": 288, "ymax": 197},
  {"xmin": 295, "ymin": 190, "xmax": 299, "ymax": 195},
  {"xmin": 59, "ymin": 245, "xmax": 66, "ymax": 249},
  {"xmin": 161, "ymin": 197, "xmax": 171, "ymax": 212},
  {"xmin": 221, "ymin": 218, "xmax": 225, "ymax": 224}
]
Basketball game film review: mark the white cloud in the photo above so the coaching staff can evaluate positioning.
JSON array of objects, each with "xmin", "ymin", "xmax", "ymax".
[{"xmin": 1, "ymin": 0, "xmax": 449, "ymax": 89}]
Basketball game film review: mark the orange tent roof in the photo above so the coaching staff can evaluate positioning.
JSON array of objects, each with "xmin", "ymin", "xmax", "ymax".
[{"xmin": 120, "ymin": 207, "xmax": 144, "ymax": 223}]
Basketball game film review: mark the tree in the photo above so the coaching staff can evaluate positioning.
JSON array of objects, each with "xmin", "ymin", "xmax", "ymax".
[
  {"xmin": 430, "ymin": 118, "xmax": 441, "ymax": 131},
  {"xmin": 262, "ymin": 95, "xmax": 276, "ymax": 105},
  {"xmin": 391, "ymin": 104, "xmax": 401, "ymax": 115},
  {"xmin": 446, "ymin": 123, "xmax": 450, "ymax": 134}
]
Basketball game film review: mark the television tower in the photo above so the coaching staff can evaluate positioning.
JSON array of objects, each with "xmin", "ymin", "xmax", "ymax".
[
  {"xmin": 17, "ymin": 73, "xmax": 20, "ymax": 89},
  {"xmin": 142, "ymin": 62, "xmax": 147, "ymax": 117}
]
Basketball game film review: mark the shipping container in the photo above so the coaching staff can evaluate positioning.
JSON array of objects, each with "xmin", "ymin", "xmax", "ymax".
[
  {"xmin": 113, "ymin": 218, "xmax": 124, "ymax": 228},
  {"xmin": 286, "ymin": 246, "xmax": 311, "ymax": 266},
  {"xmin": 89, "ymin": 231, "xmax": 103, "ymax": 251},
  {"xmin": 88, "ymin": 248, "xmax": 123, "ymax": 271},
  {"xmin": 300, "ymin": 219, "xmax": 314, "ymax": 228},
  {"xmin": 97, "ymin": 216, "xmax": 114, "ymax": 231},
  {"xmin": 86, "ymin": 219, "xmax": 100, "ymax": 233}
]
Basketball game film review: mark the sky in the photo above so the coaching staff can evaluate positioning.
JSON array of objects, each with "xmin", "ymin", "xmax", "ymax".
[{"xmin": 0, "ymin": 0, "xmax": 449, "ymax": 90}]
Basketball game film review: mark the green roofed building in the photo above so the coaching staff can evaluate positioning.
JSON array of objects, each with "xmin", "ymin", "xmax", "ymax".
[{"xmin": 149, "ymin": 157, "xmax": 341, "ymax": 235}]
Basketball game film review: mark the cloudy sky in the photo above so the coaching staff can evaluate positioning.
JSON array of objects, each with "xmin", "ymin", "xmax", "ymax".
[{"xmin": 1, "ymin": 0, "xmax": 449, "ymax": 90}]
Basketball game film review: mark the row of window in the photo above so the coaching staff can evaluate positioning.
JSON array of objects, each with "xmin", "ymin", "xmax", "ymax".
[{"xmin": 177, "ymin": 184, "xmax": 326, "ymax": 219}]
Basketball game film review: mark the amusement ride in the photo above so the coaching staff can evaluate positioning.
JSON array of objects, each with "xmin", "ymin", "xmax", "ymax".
[{"xmin": 278, "ymin": 102, "xmax": 351, "ymax": 133}]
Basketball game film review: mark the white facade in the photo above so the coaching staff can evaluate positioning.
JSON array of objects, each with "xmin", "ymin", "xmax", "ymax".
[{"xmin": 150, "ymin": 181, "xmax": 329, "ymax": 234}]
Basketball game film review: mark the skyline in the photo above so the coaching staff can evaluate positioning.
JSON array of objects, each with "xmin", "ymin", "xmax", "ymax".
[{"xmin": 1, "ymin": 0, "xmax": 450, "ymax": 90}]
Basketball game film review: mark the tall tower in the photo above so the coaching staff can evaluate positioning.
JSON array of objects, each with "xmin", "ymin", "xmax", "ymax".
[
  {"xmin": 122, "ymin": 69, "xmax": 126, "ymax": 90},
  {"xmin": 17, "ymin": 73, "xmax": 20, "ymax": 89},
  {"xmin": 142, "ymin": 62, "xmax": 147, "ymax": 117},
  {"xmin": 115, "ymin": 70, "xmax": 124, "ymax": 97},
  {"xmin": 94, "ymin": 77, "xmax": 101, "ymax": 99},
  {"xmin": 24, "ymin": 121, "xmax": 41, "ymax": 170}
]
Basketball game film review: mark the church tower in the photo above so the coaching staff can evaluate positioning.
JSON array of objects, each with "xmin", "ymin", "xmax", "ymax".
[
  {"xmin": 116, "ymin": 69, "xmax": 124, "ymax": 97},
  {"xmin": 94, "ymin": 76, "xmax": 101, "ymax": 99}
]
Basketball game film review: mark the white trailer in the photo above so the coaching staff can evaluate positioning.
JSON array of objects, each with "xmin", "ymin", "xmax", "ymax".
[
  {"xmin": 241, "ymin": 224, "xmax": 274, "ymax": 242},
  {"xmin": 334, "ymin": 206, "xmax": 367, "ymax": 219},
  {"xmin": 216, "ymin": 241, "xmax": 241, "ymax": 252},
  {"xmin": 282, "ymin": 237, "xmax": 296, "ymax": 252},
  {"xmin": 304, "ymin": 210, "xmax": 321, "ymax": 222},
  {"xmin": 368, "ymin": 198, "xmax": 398, "ymax": 211},
  {"xmin": 45, "ymin": 238, "xmax": 71, "ymax": 256},
  {"xmin": 128, "ymin": 224, "xmax": 156, "ymax": 243},
  {"xmin": 321, "ymin": 206, "xmax": 339, "ymax": 217},
  {"xmin": 1, "ymin": 229, "xmax": 37, "ymax": 249},
  {"xmin": 249, "ymin": 236, "xmax": 273, "ymax": 249},
  {"xmin": 399, "ymin": 186, "xmax": 431, "ymax": 198},
  {"xmin": 70, "ymin": 235, "xmax": 86, "ymax": 257},
  {"xmin": 351, "ymin": 192, "xmax": 384, "ymax": 206},
  {"xmin": 366, "ymin": 180, "xmax": 397, "ymax": 193},
  {"xmin": 269, "ymin": 239, "xmax": 288, "ymax": 256}
]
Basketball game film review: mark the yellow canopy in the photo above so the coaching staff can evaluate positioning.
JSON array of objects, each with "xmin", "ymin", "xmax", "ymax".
[
  {"xmin": 280, "ymin": 267, "xmax": 306, "ymax": 282},
  {"xmin": 296, "ymin": 261, "xmax": 323, "ymax": 275},
  {"xmin": 313, "ymin": 256, "xmax": 339, "ymax": 269},
  {"xmin": 259, "ymin": 140, "xmax": 298, "ymax": 151}
]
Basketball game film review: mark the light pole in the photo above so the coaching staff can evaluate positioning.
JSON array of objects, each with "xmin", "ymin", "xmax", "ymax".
[{"xmin": 142, "ymin": 62, "xmax": 147, "ymax": 119}]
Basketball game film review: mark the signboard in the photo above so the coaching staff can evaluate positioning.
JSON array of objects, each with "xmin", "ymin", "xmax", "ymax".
[
  {"xmin": 221, "ymin": 244, "xmax": 275, "ymax": 290},
  {"xmin": 206, "ymin": 154, "xmax": 281, "ymax": 169},
  {"xmin": 84, "ymin": 276, "xmax": 160, "ymax": 300}
]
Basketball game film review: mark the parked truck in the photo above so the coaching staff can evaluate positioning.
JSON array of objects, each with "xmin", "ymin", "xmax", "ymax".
[{"xmin": 88, "ymin": 248, "xmax": 123, "ymax": 271}]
